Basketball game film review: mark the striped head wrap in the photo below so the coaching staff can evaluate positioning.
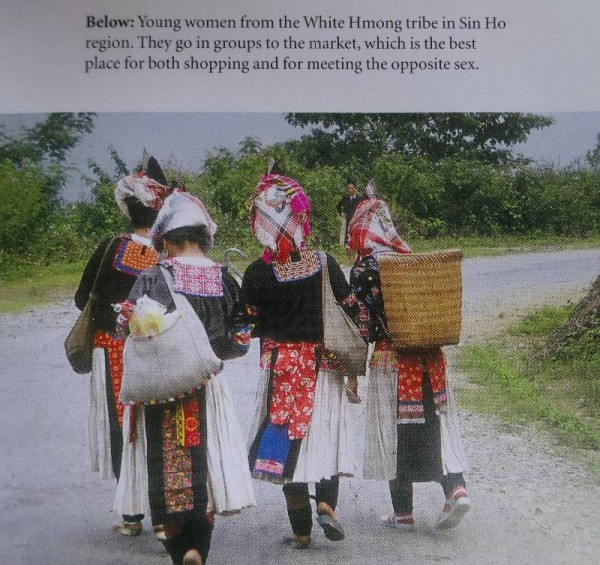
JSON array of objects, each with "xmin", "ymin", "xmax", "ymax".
[{"xmin": 348, "ymin": 198, "xmax": 411, "ymax": 257}]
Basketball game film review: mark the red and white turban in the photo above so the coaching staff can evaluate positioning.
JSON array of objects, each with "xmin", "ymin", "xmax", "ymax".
[
  {"xmin": 348, "ymin": 198, "xmax": 411, "ymax": 257},
  {"xmin": 249, "ymin": 173, "xmax": 311, "ymax": 263},
  {"xmin": 115, "ymin": 171, "xmax": 169, "ymax": 217}
]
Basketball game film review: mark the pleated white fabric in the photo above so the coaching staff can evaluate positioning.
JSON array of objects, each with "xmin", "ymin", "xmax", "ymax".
[
  {"xmin": 363, "ymin": 363, "xmax": 398, "ymax": 480},
  {"xmin": 363, "ymin": 363, "xmax": 470, "ymax": 480},
  {"xmin": 114, "ymin": 374, "xmax": 255, "ymax": 517},
  {"xmin": 205, "ymin": 374, "xmax": 256, "ymax": 514},
  {"xmin": 88, "ymin": 347, "xmax": 113, "ymax": 479},
  {"xmin": 248, "ymin": 366, "xmax": 357, "ymax": 483},
  {"xmin": 113, "ymin": 405, "xmax": 150, "ymax": 516}
]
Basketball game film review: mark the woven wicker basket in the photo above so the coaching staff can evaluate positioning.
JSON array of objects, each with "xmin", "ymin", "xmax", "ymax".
[{"xmin": 378, "ymin": 249, "xmax": 463, "ymax": 348}]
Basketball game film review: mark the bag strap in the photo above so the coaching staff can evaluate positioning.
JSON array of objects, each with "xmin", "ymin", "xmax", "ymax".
[
  {"xmin": 320, "ymin": 251, "xmax": 336, "ymax": 315},
  {"xmin": 159, "ymin": 264, "xmax": 204, "ymax": 323}
]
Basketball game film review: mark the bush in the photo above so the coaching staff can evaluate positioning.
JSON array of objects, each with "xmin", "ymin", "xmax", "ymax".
[{"xmin": 0, "ymin": 160, "xmax": 45, "ymax": 252}]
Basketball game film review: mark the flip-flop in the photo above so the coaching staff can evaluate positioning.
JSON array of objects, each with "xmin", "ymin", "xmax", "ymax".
[{"xmin": 316, "ymin": 514, "xmax": 345, "ymax": 541}]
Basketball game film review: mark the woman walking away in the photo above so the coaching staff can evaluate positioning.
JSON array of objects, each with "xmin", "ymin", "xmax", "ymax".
[
  {"xmin": 74, "ymin": 156, "xmax": 168, "ymax": 536},
  {"xmin": 348, "ymin": 198, "xmax": 471, "ymax": 531},
  {"xmin": 243, "ymin": 168, "xmax": 365, "ymax": 549},
  {"xmin": 118, "ymin": 189, "xmax": 255, "ymax": 565}
]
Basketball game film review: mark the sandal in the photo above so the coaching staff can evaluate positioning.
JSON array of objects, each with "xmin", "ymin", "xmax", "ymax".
[
  {"xmin": 316, "ymin": 502, "xmax": 345, "ymax": 541},
  {"xmin": 113, "ymin": 520, "xmax": 142, "ymax": 536},
  {"xmin": 284, "ymin": 534, "xmax": 311, "ymax": 549},
  {"xmin": 153, "ymin": 524, "xmax": 167, "ymax": 541}
]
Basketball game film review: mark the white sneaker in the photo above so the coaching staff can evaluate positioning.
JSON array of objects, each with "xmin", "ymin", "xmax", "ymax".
[
  {"xmin": 380, "ymin": 513, "xmax": 415, "ymax": 531},
  {"xmin": 435, "ymin": 486, "xmax": 471, "ymax": 530}
]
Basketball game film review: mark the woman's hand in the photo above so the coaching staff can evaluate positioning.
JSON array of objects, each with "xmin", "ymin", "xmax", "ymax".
[{"xmin": 345, "ymin": 376, "xmax": 362, "ymax": 404}]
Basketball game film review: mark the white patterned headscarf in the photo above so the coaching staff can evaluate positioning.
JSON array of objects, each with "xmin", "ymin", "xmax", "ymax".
[{"xmin": 149, "ymin": 189, "xmax": 217, "ymax": 249}]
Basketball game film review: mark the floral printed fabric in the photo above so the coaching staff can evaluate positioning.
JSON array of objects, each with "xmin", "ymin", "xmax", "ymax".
[
  {"xmin": 162, "ymin": 407, "xmax": 195, "ymax": 514},
  {"xmin": 350, "ymin": 254, "xmax": 391, "ymax": 342},
  {"xmin": 94, "ymin": 331, "xmax": 125, "ymax": 428},
  {"xmin": 262, "ymin": 340, "xmax": 318, "ymax": 440},
  {"xmin": 371, "ymin": 341, "xmax": 448, "ymax": 424}
]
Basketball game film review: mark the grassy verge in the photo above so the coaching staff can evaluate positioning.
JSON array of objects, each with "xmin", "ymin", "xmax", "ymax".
[
  {"xmin": 1, "ymin": 235, "xmax": 599, "ymax": 315},
  {"xmin": 457, "ymin": 304, "xmax": 600, "ymax": 472},
  {"xmin": 0, "ymin": 260, "xmax": 86, "ymax": 313}
]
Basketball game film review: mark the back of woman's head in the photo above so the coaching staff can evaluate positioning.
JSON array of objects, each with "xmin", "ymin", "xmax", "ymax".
[
  {"xmin": 124, "ymin": 196, "xmax": 160, "ymax": 229},
  {"xmin": 159, "ymin": 224, "xmax": 213, "ymax": 253}
]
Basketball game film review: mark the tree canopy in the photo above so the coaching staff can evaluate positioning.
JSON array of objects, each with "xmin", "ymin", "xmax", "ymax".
[
  {"xmin": 0, "ymin": 113, "xmax": 94, "ymax": 165},
  {"xmin": 0, "ymin": 113, "xmax": 95, "ymax": 256},
  {"xmin": 285, "ymin": 113, "xmax": 554, "ymax": 170}
]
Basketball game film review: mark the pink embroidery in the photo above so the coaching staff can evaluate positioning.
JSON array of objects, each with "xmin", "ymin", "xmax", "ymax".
[{"xmin": 171, "ymin": 263, "xmax": 223, "ymax": 297}]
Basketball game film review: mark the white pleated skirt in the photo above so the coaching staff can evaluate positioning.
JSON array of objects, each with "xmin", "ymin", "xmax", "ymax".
[
  {"xmin": 88, "ymin": 347, "xmax": 114, "ymax": 479},
  {"xmin": 114, "ymin": 373, "xmax": 256, "ymax": 517},
  {"xmin": 248, "ymin": 366, "xmax": 357, "ymax": 484},
  {"xmin": 363, "ymin": 362, "xmax": 470, "ymax": 481}
]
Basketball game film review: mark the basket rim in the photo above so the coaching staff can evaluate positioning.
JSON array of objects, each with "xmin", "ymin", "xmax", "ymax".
[{"xmin": 377, "ymin": 249, "xmax": 463, "ymax": 264}]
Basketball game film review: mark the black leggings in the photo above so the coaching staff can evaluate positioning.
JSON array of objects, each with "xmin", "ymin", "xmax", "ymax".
[
  {"xmin": 389, "ymin": 473, "xmax": 466, "ymax": 514},
  {"xmin": 163, "ymin": 517, "xmax": 213, "ymax": 565},
  {"xmin": 282, "ymin": 477, "xmax": 339, "ymax": 536}
]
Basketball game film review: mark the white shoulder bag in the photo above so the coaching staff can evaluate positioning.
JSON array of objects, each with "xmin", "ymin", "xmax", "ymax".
[{"xmin": 120, "ymin": 266, "xmax": 224, "ymax": 403}]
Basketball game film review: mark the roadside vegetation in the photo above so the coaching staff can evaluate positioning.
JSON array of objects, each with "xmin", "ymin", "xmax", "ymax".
[
  {"xmin": 1, "ymin": 112, "xmax": 600, "ymax": 313},
  {"xmin": 457, "ymin": 297, "xmax": 600, "ymax": 474}
]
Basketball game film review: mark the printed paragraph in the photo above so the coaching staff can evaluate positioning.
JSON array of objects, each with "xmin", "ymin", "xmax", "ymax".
[{"xmin": 83, "ymin": 13, "xmax": 508, "ymax": 75}]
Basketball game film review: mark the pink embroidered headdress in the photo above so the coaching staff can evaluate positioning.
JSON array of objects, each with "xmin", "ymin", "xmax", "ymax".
[{"xmin": 249, "ymin": 173, "xmax": 311, "ymax": 264}]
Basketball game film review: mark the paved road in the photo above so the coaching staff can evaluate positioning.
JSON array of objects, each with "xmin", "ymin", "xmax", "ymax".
[{"xmin": 1, "ymin": 249, "xmax": 599, "ymax": 564}]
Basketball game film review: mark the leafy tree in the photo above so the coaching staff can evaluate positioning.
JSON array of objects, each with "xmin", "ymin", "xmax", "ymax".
[
  {"xmin": 586, "ymin": 133, "xmax": 600, "ymax": 169},
  {"xmin": 0, "ymin": 113, "xmax": 95, "ymax": 261},
  {"xmin": 285, "ymin": 113, "xmax": 554, "ymax": 171},
  {"xmin": 0, "ymin": 113, "xmax": 94, "ymax": 202}
]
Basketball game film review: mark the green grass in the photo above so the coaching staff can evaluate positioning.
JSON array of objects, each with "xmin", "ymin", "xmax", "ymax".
[
  {"xmin": 457, "ymin": 304, "xmax": 600, "ymax": 472},
  {"xmin": 0, "ymin": 260, "xmax": 86, "ymax": 313}
]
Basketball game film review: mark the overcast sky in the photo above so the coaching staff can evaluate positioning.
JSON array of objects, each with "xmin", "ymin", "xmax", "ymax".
[{"xmin": 2, "ymin": 112, "xmax": 600, "ymax": 201}]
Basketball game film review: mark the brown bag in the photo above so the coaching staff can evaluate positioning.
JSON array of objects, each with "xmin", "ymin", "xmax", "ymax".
[
  {"xmin": 65, "ymin": 237, "xmax": 119, "ymax": 374},
  {"xmin": 321, "ymin": 253, "xmax": 368, "ymax": 377}
]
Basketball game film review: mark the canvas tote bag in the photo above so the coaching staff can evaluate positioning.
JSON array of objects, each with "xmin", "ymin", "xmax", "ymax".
[
  {"xmin": 65, "ymin": 237, "xmax": 119, "ymax": 374},
  {"xmin": 120, "ymin": 266, "xmax": 223, "ymax": 403},
  {"xmin": 321, "ymin": 253, "xmax": 368, "ymax": 376}
]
